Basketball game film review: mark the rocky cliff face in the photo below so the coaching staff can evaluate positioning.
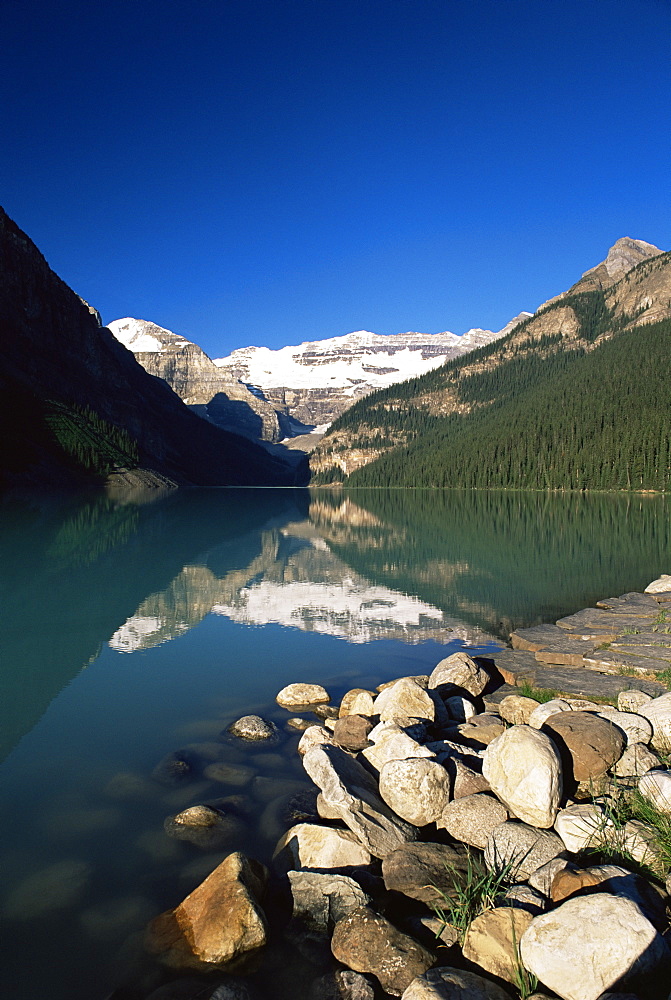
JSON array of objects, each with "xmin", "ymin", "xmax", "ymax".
[
  {"xmin": 0, "ymin": 207, "xmax": 302, "ymax": 489},
  {"xmin": 212, "ymin": 316, "xmax": 531, "ymax": 427},
  {"xmin": 108, "ymin": 318, "xmax": 283, "ymax": 442},
  {"xmin": 540, "ymin": 237, "xmax": 663, "ymax": 307}
]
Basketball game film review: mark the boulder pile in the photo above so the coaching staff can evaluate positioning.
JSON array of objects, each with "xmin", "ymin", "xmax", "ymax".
[{"xmin": 142, "ymin": 581, "xmax": 671, "ymax": 1000}]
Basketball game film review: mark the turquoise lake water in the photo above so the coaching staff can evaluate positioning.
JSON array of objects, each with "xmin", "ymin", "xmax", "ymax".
[{"xmin": 0, "ymin": 486, "xmax": 668, "ymax": 998}]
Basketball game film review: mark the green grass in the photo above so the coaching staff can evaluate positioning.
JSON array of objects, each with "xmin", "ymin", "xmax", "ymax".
[
  {"xmin": 509, "ymin": 913, "xmax": 539, "ymax": 1000},
  {"xmin": 575, "ymin": 780, "xmax": 671, "ymax": 881},
  {"xmin": 516, "ymin": 681, "xmax": 617, "ymax": 707},
  {"xmin": 429, "ymin": 852, "xmax": 518, "ymax": 943},
  {"xmin": 516, "ymin": 682, "xmax": 560, "ymax": 703}
]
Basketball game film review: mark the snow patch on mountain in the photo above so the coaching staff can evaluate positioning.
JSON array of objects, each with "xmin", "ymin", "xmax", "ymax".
[
  {"xmin": 108, "ymin": 317, "xmax": 192, "ymax": 353},
  {"xmin": 213, "ymin": 318, "xmax": 530, "ymax": 394}
]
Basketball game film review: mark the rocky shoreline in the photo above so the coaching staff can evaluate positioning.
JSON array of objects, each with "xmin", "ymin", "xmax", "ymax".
[{"xmin": 129, "ymin": 578, "xmax": 671, "ymax": 1000}]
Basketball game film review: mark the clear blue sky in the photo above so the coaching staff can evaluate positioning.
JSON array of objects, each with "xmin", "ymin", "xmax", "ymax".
[{"xmin": 1, "ymin": 0, "xmax": 669, "ymax": 359}]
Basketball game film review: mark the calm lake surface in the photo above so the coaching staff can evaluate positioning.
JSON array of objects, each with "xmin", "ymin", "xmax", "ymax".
[{"xmin": 0, "ymin": 486, "xmax": 669, "ymax": 998}]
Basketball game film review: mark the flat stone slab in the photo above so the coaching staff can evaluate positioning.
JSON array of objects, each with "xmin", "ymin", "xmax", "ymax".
[
  {"xmin": 611, "ymin": 634, "xmax": 671, "ymax": 649},
  {"xmin": 557, "ymin": 609, "xmax": 661, "ymax": 632},
  {"xmin": 534, "ymin": 637, "xmax": 601, "ymax": 667},
  {"xmin": 584, "ymin": 650, "xmax": 671, "ymax": 675},
  {"xmin": 521, "ymin": 663, "xmax": 665, "ymax": 700},
  {"xmin": 596, "ymin": 593, "xmax": 660, "ymax": 612},
  {"xmin": 511, "ymin": 623, "xmax": 578, "ymax": 651},
  {"xmin": 480, "ymin": 649, "xmax": 538, "ymax": 686}
]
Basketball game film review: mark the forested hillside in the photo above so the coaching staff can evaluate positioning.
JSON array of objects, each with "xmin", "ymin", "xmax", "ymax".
[{"xmin": 311, "ymin": 249, "xmax": 671, "ymax": 492}]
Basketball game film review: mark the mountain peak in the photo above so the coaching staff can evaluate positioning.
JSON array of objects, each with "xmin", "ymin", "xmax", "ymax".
[{"xmin": 583, "ymin": 237, "xmax": 662, "ymax": 281}]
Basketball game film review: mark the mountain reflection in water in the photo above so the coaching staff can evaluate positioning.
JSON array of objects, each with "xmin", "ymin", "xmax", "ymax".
[{"xmin": 1, "ymin": 486, "xmax": 669, "ymax": 762}]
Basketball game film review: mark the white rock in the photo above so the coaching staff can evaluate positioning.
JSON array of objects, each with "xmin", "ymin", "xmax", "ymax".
[
  {"xmin": 378, "ymin": 758, "xmax": 450, "ymax": 826},
  {"xmin": 428, "ymin": 651, "xmax": 490, "ymax": 697},
  {"xmin": 438, "ymin": 793, "xmax": 508, "ymax": 850},
  {"xmin": 339, "ymin": 688, "xmax": 376, "ymax": 718},
  {"xmin": 639, "ymin": 770, "xmax": 671, "ymax": 814},
  {"xmin": 373, "ymin": 678, "xmax": 436, "ymax": 723},
  {"xmin": 610, "ymin": 819, "xmax": 665, "ymax": 873},
  {"xmin": 520, "ymin": 894, "xmax": 670, "ymax": 1000},
  {"xmin": 402, "ymin": 966, "xmax": 513, "ymax": 1000},
  {"xmin": 302, "ymin": 744, "xmax": 417, "ymax": 858},
  {"xmin": 638, "ymin": 692, "xmax": 671, "ymax": 751},
  {"xmin": 527, "ymin": 699, "xmax": 572, "ymax": 729},
  {"xmin": 483, "ymin": 726, "xmax": 562, "ymax": 828},
  {"xmin": 276, "ymin": 682, "xmax": 330, "ymax": 708},
  {"xmin": 594, "ymin": 708, "xmax": 653, "ymax": 746},
  {"xmin": 554, "ymin": 803, "xmax": 614, "ymax": 853},
  {"xmin": 297, "ymin": 725, "xmax": 336, "ymax": 756},
  {"xmin": 614, "ymin": 742, "xmax": 660, "ymax": 777},
  {"xmin": 273, "ymin": 823, "xmax": 372, "ymax": 870},
  {"xmin": 527, "ymin": 854, "xmax": 571, "ymax": 896},
  {"xmin": 362, "ymin": 725, "xmax": 434, "ymax": 772},
  {"xmin": 645, "ymin": 574, "xmax": 671, "ymax": 594},
  {"xmin": 444, "ymin": 694, "xmax": 477, "ymax": 722},
  {"xmin": 564, "ymin": 698, "xmax": 599, "ymax": 711},
  {"xmin": 498, "ymin": 695, "xmax": 539, "ymax": 725},
  {"xmin": 485, "ymin": 821, "xmax": 564, "ymax": 882},
  {"xmin": 618, "ymin": 689, "xmax": 653, "ymax": 713},
  {"xmin": 287, "ymin": 871, "xmax": 370, "ymax": 931}
]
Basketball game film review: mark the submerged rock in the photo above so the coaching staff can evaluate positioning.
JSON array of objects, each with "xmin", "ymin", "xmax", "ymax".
[
  {"xmin": 226, "ymin": 716, "xmax": 279, "ymax": 742},
  {"xmin": 164, "ymin": 804, "xmax": 245, "ymax": 850},
  {"xmin": 2, "ymin": 858, "xmax": 93, "ymax": 919}
]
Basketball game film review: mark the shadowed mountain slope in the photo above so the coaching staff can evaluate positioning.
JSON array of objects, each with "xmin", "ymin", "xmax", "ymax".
[{"xmin": 0, "ymin": 207, "xmax": 306, "ymax": 489}]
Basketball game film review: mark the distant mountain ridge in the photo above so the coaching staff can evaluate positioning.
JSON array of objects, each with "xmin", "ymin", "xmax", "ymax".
[
  {"xmin": 110, "ymin": 314, "xmax": 532, "ymax": 437},
  {"xmin": 311, "ymin": 237, "xmax": 671, "ymax": 489},
  {"xmin": 211, "ymin": 315, "xmax": 531, "ymax": 427}
]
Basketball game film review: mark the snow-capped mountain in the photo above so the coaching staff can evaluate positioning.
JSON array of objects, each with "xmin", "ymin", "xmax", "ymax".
[
  {"xmin": 212, "ymin": 315, "xmax": 531, "ymax": 427},
  {"xmin": 109, "ymin": 313, "xmax": 531, "ymax": 437}
]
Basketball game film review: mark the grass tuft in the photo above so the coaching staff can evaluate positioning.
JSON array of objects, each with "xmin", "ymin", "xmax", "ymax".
[{"xmin": 428, "ymin": 852, "xmax": 518, "ymax": 943}]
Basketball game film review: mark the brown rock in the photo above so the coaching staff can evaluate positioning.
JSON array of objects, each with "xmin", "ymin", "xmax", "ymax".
[
  {"xmin": 145, "ymin": 851, "xmax": 267, "ymax": 971},
  {"xmin": 381, "ymin": 841, "xmax": 473, "ymax": 905},
  {"xmin": 331, "ymin": 906, "xmax": 435, "ymax": 996},
  {"xmin": 542, "ymin": 711, "xmax": 625, "ymax": 782},
  {"xmin": 448, "ymin": 757, "xmax": 491, "ymax": 799},
  {"xmin": 551, "ymin": 866, "xmax": 609, "ymax": 903},
  {"xmin": 333, "ymin": 715, "xmax": 374, "ymax": 751}
]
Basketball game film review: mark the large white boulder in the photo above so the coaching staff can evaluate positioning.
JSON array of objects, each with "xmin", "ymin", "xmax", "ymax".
[
  {"xmin": 520, "ymin": 894, "xmax": 670, "ymax": 1000},
  {"xmin": 378, "ymin": 758, "xmax": 450, "ymax": 826},
  {"xmin": 638, "ymin": 769, "xmax": 671, "ymax": 813},
  {"xmin": 638, "ymin": 692, "xmax": 671, "ymax": 751},
  {"xmin": 483, "ymin": 726, "xmax": 562, "ymax": 828},
  {"xmin": 302, "ymin": 744, "xmax": 417, "ymax": 858}
]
